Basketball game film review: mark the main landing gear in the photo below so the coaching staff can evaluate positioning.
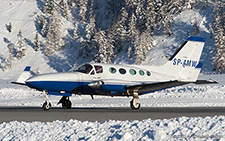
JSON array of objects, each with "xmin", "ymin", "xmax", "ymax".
[
  {"xmin": 42, "ymin": 91, "xmax": 72, "ymax": 111},
  {"xmin": 58, "ymin": 96, "xmax": 72, "ymax": 109},
  {"xmin": 130, "ymin": 92, "xmax": 140, "ymax": 110}
]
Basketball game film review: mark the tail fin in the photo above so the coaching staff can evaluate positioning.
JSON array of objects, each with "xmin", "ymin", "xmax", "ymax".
[
  {"xmin": 163, "ymin": 36, "xmax": 205, "ymax": 82},
  {"xmin": 12, "ymin": 66, "xmax": 32, "ymax": 85}
]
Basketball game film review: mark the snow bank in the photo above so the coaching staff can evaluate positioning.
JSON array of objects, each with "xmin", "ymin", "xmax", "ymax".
[{"xmin": 1, "ymin": 116, "xmax": 225, "ymax": 140}]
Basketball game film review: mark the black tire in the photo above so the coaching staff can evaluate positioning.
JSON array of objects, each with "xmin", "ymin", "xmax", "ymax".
[
  {"xmin": 130, "ymin": 99, "xmax": 140, "ymax": 110},
  {"xmin": 62, "ymin": 100, "xmax": 72, "ymax": 109},
  {"xmin": 42, "ymin": 101, "xmax": 51, "ymax": 111}
]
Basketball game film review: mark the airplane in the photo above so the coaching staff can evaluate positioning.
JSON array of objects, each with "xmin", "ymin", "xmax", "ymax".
[{"xmin": 12, "ymin": 36, "xmax": 217, "ymax": 111}]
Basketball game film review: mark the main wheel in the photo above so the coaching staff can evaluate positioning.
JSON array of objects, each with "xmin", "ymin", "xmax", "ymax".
[
  {"xmin": 62, "ymin": 100, "xmax": 72, "ymax": 109},
  {"xmin": 42, "ymin": 101, "xmax": 52, "ymax": 111},
  {"xmin": 130, "ymin": 99, "xmax": 140, "ymax": 110}
]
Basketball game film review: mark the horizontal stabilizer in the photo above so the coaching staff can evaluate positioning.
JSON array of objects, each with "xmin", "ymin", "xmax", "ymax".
[{"xmin": 193, "ymin": 79, "xmax": 218, "ymax": 84}]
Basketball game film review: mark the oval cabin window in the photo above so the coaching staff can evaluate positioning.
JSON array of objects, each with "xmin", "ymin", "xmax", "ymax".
[
  {"xmin": 119, "ymin": 68, "xmax": 126, "ymax": 74},
  {"xmin": 139, "ymin": 70, "xmax": 145, "ymax": 76},
  {"xmin": 129, "ymin": 69, "xmax": 136, "ymax": 75},
  {"xmin": 147, "ymin": 71, "xmax": 151, "ymax": 76},
  {"xmin": 109, "ymin": 67, "xmax": 117, "ymax": 74}
]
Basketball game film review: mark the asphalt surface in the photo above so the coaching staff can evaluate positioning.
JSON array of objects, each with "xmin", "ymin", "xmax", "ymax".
[{"xmin": 1, "ymin": 107, "xmax": 225, "ymax": 123}]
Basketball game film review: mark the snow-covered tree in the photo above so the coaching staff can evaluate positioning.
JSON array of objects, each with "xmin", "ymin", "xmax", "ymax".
[
  {"xmin": 61, "ymin": 0, "xmax": 68, "ymax": 17},
  {"xmin": 44, "ymin": 11, "xmax": 64, "ymax": 56},
  {"xmin": 7, "ymin": 22, "xmax": 12, "ymax": 33},
  {"xmin": 74, "ymin": 23, "xmax": 80, "ymax": 40},
  {"xmin": 44, "ymin": 0, "xmax": 55, "ymax": 15},
  {"xmin": 126, "ymin": 13, "xmax": 138, "ymax": 59},
  {"xmin": 85, "ymin": 14, "xmax": 97, "ymax": 40},
  {"xmin": 108, "ymin": 7, "xmax": 128, "ymax": 54},
  {"xmin": 212, "ymin": 1, "xmax": 225, "ymax": 73},
  {"xmin": 134, "ymin": 30, "xmax": 153, "ymax": 65},
  {"xmin": 38, "ymin": 14, "xmax": 49, "ymax": 37},
  {"xmin": 192, "ymin": 18, "xmax": 200, "ymax": 35},
  {"xmin": 38, "ymin": 14, "xmax": 45, "ymax": 30},
  {"xmin": 79, "ymin": 0, "xmax": 88, "ymax": 23},
  {"xmin": 3, "ymin": 42, "xmax": 14, "ymax": 70},
  {"xmin": 94, "ymin": 30, "xmax": 114, "ymax": 63},
  {"xmin": 16, "ymin": 30, "xmax": 26, "ymax": 59},
  {"xmin": 34, "ymin": 33, "xmax": 40, "ymax": 51}
]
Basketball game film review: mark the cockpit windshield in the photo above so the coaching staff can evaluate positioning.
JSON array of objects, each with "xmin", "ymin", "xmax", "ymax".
[{"xmin": 73, "ymin": 64, "xmax": 93, "ymax": 74}]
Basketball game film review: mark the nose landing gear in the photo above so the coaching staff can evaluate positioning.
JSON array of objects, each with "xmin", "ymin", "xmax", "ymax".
[{"xmin": 43, "ymin": 91, "xmax": 51, "ymax": 111}]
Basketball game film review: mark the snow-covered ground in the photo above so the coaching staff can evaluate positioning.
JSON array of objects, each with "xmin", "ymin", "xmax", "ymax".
[{"xmin": 1, "ymin": 116, "xmax": 225, "ymax": 140}]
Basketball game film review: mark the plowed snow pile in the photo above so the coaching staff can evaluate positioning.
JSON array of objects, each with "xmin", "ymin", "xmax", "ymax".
[{"xmin": 1, "ymin": 116, "xmax": 225, "ymax": 140}]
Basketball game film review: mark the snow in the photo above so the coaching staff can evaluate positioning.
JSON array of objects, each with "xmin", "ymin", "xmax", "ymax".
[
  {"xmin": 1, "ymin": 116, "xmax": 225, "ymax": 140},
  {"xmin": 1, "ymin": 0, "xmax": 225, "ymax": 140}
]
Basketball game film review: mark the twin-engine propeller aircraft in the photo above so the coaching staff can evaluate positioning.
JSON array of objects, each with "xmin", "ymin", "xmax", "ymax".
[{"xmin": 12, "ymin": 36, "xmax": 217, "ymax": 110}]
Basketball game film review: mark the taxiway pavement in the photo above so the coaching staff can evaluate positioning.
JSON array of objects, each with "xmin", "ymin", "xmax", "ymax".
[{"xmin": 0, "ymin": 107, "xmax": 225, "ymax": 123}]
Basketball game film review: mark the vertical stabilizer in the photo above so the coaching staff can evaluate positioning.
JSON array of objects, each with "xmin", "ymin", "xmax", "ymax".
[{"xmin": 162, "ymin": 37, "xmax": 205, "ymax": 82}]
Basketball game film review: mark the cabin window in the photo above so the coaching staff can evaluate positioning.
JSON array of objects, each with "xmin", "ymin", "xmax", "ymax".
[
  {"xmin": 147, "ymin": 71, "xmax": 151, "ymax": 76},
  {"xmin": 129, "ymin": 69, "xmax": 136, "ymax": 75},
  {"xmin": 94, "ymin": 65, "xmax": 103, "ymax": 74},
  {"xmin": 139, "ymin": 70, "xmax": 145, "ymax": 76},
  {"xmin": 109, "ymin": 67, "xmax": 116, "ymax": 74},
  {"xmin": 73, "ymin": 64, "xmax": 93, "ymax": 74},
  {"xmin": 119, "ymin": 68, "xmax": 126, "ymax": 74}
]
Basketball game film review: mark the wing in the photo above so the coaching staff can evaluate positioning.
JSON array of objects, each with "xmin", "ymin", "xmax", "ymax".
[{"xmin": 124, "ymin": 79, "xmax": 218, "ymax": 95}]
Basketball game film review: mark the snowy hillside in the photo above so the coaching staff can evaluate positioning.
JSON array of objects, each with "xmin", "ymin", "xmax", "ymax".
[{"xmin": 0, "ymin": 0, "xmax": 220, "ymax": 80}]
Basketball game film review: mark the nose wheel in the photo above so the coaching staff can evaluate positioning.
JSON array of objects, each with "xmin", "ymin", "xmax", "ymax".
[
  {"xmin": 43, "ymin": 91, "xmax": 51, "ymax": 111},
  {"xmin": 42, "ymin": 101, "xmax": 52, "ymax": 111}
]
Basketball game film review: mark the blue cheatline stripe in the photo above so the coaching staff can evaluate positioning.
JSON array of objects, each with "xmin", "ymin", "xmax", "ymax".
[
  {"xmin": 24, "ymin": 66, "xmax": 31, "ymax": 71},
  {"xmin": 187, "ymin": 36, "xmax": 205, "ymax": 42},
  {"xmin": 26, "ymin": 80, "xmax": 127, "ymax": 94}
]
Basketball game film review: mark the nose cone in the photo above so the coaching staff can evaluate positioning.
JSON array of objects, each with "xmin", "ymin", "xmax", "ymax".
[
  {"xmin": 25, "ymin": 74, "xmax": 48, "ymax": 90},
  {"xmin": 25, "ymin": 73, "xmax": 84, "ymax": 92}
]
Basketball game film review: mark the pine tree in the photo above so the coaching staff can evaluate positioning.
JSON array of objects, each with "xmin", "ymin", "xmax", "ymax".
[
  {"xmin": 38, "ymin": 14, "xmax": 45, "ymax": 30},
  {"xmin": 85, "ymin": 14, "xmax": 97, "ymax": 40},
  {"xmin": 38, "ymin": 14, "xmax": 49, "ymax": 37},
  {"xmin": 3, "ymin": 42, "xmax": 14, "ymax": 70},
  {"xmin": 212, "ymin": 1, "xmax": 225, "ymax": 73},
  {"xmin": 16, "ymin": 30, "xmax": 26, "ymax": 59},
  {"xmin": 108, "ymin": 7, "xmax": 128, "ymax": 54},
  {"xmin": 34, "ymin": 33, "xmax": 40, "ymax": 51},
  {"xmin": 193, "ymin": 18, "xmax": 200, "ymax": 35},
  {"xmin": 61, "ymin": 0, "xmax": 68, "ymax": 17},
  {"xmin": 44, "ymin": 11, "xmax": 64, "ymax": 56},
  {"xmin": 94, "ymin": 30, "xmax": 114, "ymax": 63},
  {"xmin": 7, "ymin": 22, "xmax": 12, "ymax": 33},
  {"xmin": 134, "ymin": 31, "xmax": 153, "ymax": 65},
  {"xmin": 79, "ymin": 0, "xmax": 88, "ymax": 23},
  {"xmin": 127, "ymin": 13, "xmax": 138, "ymax": 60},
  {"xmin": 44, "ymin": 0, "xmax": 55, "ymax": 15}
]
